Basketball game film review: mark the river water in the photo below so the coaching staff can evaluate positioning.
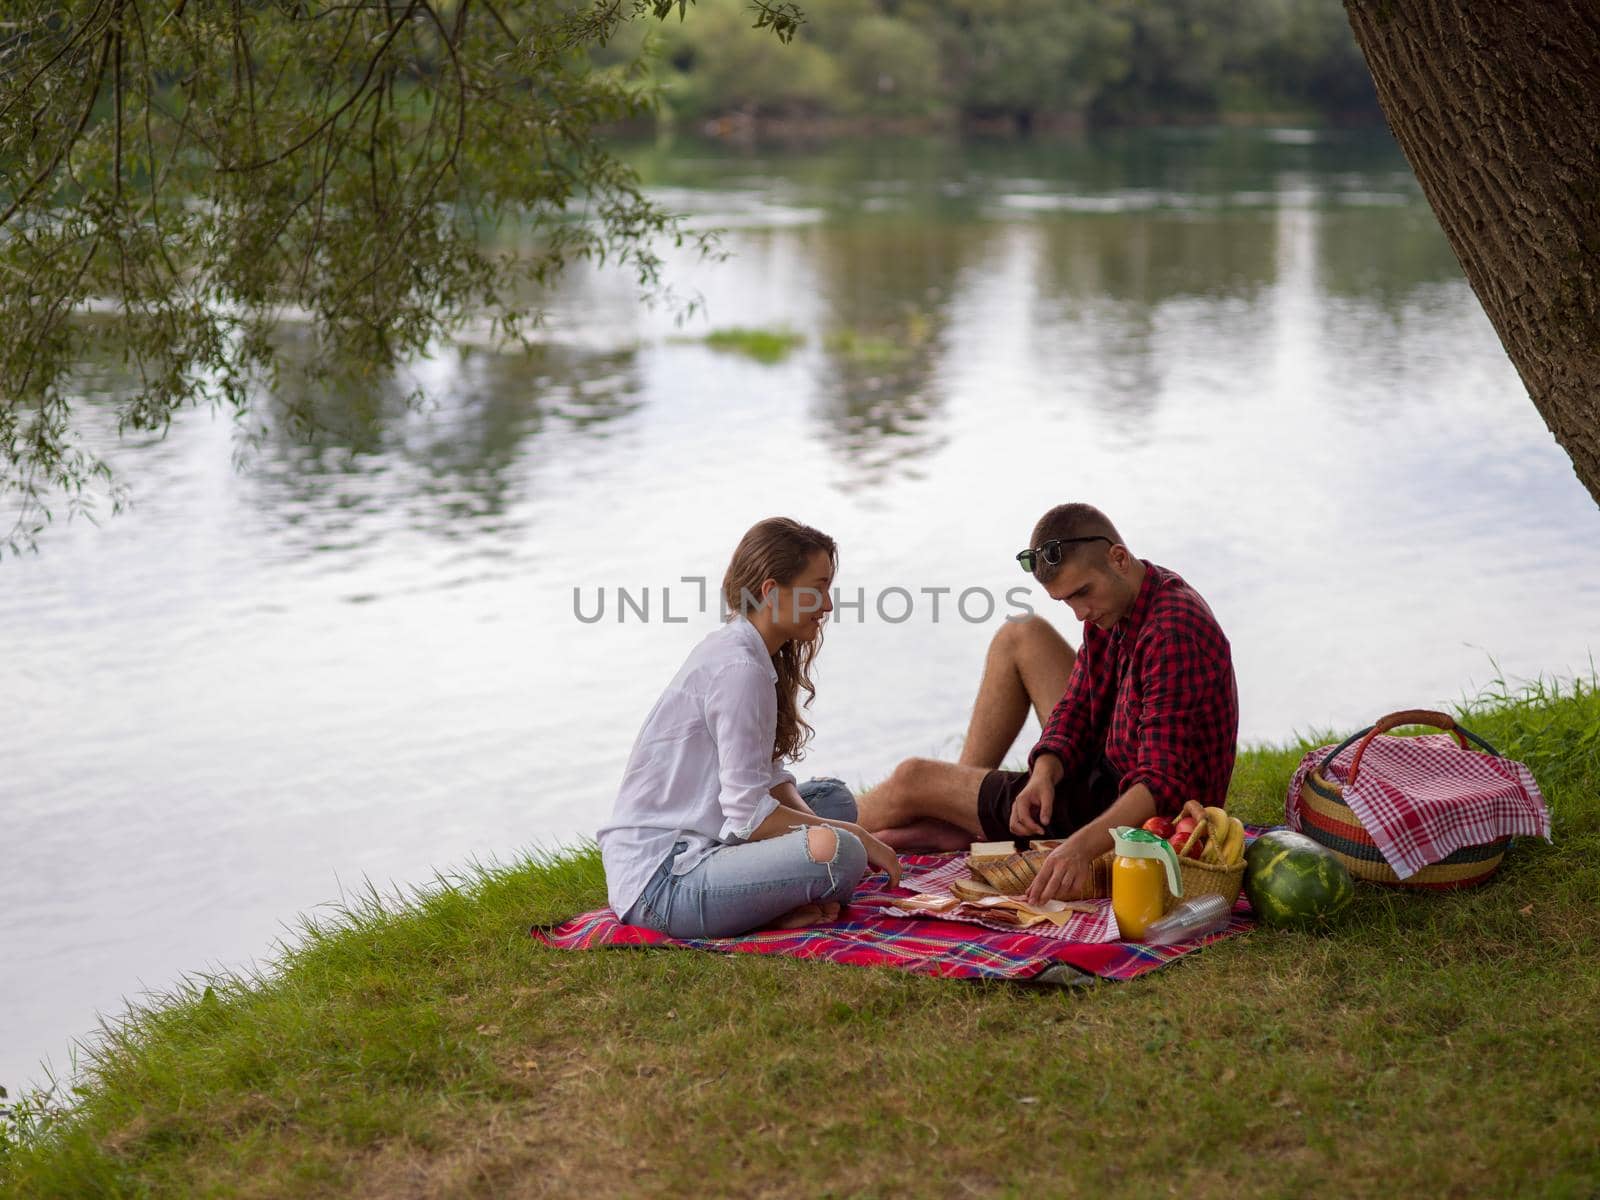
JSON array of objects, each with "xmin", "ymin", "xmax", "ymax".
[{"xmin": 3, "ymin": 129, "xmax": 1597, "ymax": 1091}]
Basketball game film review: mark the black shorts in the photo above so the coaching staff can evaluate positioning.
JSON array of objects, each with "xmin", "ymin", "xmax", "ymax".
[{"xmin": 976, "ymin": 756, "xmax": 1121, "ymax": 843}]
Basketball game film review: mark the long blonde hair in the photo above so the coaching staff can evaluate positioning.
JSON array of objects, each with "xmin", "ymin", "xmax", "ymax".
[{"xmin": 721, "ymin": 517, "xmax": 837, "ymax": 763}]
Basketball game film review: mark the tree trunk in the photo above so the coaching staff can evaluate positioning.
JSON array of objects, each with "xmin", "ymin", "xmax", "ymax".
[{"xmin": 1343, "ymin": 1, "xmax": 1600, "ymax": 508}]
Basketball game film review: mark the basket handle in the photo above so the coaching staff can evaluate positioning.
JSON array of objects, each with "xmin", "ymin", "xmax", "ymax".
[{"xmin": 1318, "ymin": 709, "xmax": 1501, "ymax": 787}]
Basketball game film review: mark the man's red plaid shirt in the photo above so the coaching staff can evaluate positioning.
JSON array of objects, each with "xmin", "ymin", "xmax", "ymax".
[{"xmin": 1027, "ymin": 561, "xmax": 1238, "ymax": 817}]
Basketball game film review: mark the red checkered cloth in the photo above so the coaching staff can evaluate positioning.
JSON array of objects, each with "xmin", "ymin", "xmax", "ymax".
[
  {"xmin": 1287, "ymin": 733, "xmax": 1551, "ymax": 879},
  {"xmin": 531, "ymin": 851, "xmax": 1255, "ymax": 983}
]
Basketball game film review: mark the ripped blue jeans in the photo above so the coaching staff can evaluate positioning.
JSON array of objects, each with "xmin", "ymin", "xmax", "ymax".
[{"xmin": 623, "ymin": 778, "xmax": 867, "ymax": 939}]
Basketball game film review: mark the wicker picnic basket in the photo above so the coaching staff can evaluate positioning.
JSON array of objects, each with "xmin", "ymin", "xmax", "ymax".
[
  {"xmin": 1176, "ymin": 854, "xmax": 1245, "ymax": 907},
  {"xmin": 1297, "ymin": 709, "xmax": 1511, "ymax": 890}
]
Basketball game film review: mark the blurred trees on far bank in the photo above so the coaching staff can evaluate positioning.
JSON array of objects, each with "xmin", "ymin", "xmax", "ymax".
[{"xmin": 614, "ymin": 0, "xmax": 1382, "ymax": 128}]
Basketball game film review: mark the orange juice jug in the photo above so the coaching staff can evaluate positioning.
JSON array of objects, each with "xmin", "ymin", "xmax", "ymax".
[{"xmin": 1109, "ymin": 827, "xmax": 1183, "ymax": 940}]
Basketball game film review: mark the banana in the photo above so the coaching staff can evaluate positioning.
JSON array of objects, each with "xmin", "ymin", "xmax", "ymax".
[
  {"xmin": 1202, "ymin": 807, "xmax": 1230, "ymax": 864},
  {"xmin": 1221, "ymin": 816, "xmax": 1246, "ymax": 866}
]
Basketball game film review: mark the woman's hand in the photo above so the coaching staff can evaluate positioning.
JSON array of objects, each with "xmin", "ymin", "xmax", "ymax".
[{"xmin": 852, "ymin": 826, "xmax": 902, "ymax": 890}]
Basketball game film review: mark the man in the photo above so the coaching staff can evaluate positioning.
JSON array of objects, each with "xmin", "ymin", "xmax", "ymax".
[{"xmin": 858, "ymin": 502, "xmax": 1238, "ymax": 905}]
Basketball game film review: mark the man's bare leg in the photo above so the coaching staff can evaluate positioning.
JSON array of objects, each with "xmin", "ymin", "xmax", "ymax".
[
  {"xmin": 958, "ymin": 615, "xmax": 1079, "ymax": 769},
  {"xmin": 861, "ymin": 617, "xmax": 1078, "ymax": 850},
  {"xmin": 857, "ymin": 758, "xmax": 991, "ymax": 846},
  {"xmin": 873, "ymin": 819, "xmax": 966, "ymax": 852}
]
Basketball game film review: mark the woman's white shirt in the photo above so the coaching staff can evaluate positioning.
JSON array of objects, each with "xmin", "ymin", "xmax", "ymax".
[{"xmin": 598, "ymin": 617, "xmax": 798, "ymax": 918}]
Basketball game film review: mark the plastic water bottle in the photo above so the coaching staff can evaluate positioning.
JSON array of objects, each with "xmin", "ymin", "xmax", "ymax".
[{"xmin": 1141, "ymin": 894, "xmax": 1232, "ymax": 944}]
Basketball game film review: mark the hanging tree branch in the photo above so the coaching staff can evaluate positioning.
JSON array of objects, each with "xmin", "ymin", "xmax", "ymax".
[{"xmin": 0, "ymin": 0, "xmax": 795, "ymax": 553}]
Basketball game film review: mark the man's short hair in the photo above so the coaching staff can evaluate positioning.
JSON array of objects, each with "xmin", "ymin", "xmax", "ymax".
[{"xmin": 1028, "ymin": 503, "xmax": 1126, "ymax": 583}]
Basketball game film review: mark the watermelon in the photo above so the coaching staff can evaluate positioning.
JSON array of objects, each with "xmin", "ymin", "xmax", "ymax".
[{"xmin": 1243, "ymin": 830, "xmax": 1355, "ymax": 928}]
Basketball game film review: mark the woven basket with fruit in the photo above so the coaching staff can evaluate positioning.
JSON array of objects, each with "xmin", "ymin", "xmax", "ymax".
[{"xmin": 1141, "ymin": 803, "xmax": 1247, "ymax": 906}]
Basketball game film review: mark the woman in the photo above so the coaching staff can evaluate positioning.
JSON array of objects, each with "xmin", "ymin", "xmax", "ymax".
[{"xmin": 599, "ymin": 518, "xmax": 900, "ymax": 938}]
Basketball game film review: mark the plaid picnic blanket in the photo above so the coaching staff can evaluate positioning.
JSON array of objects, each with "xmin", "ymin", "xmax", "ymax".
[
  {"xmin": 1287, "ymin": 733, "xmax": 1551, "ymax": 879},
  {"xmin": 531, "ymin": 851, "xmax": 1254, "ymax": 983}
]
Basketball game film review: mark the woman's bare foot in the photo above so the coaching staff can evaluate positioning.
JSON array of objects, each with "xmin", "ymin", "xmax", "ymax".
[{"xmin": 769, "ymin": 903, "xmax": 826, "ymax": 929}]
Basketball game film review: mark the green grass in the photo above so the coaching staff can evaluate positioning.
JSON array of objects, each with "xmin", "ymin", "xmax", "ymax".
[
  {"xmin": 698, "ymin": 327, "xmax": 805, "ymax": 364},
  {"xmin": 822, "ymin": 329, "xmax": 912, "ymax": 366},
  {"xmin": 4, "ymin": 675, "xmax": 1599, "ymax": 1197},
  {"xmin": 823, "ymin": 310, "xmax": 934, "ymax": 366}
]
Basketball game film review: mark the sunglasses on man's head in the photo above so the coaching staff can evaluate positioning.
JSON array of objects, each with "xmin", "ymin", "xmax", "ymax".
[{"xmin": 1015, "ymin": 535, "xmax": 1111, "ymax": 574}]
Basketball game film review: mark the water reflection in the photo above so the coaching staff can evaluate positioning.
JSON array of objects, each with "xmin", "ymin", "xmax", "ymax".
[
  {"xmin": 625, "ymin": 128, "xmax": 1427, "ymax": 224},
  {"xmin": 241, "ymin": 343, "xmax": 645, "ymax": 559},
  {"xmin": 804, "ymin": 217, "xmax": 989, "ymax": 484},
  {"xmin": 626, "ymin": 136, "xmax": 985, "ymax": 224},
  {"xmin": 1042, "ymin": 211, "xmax": 1279, "ymax": 302},
  {"xmin": 1314, "ymin": 206, "xmax": 1464, "ymax": 304}
]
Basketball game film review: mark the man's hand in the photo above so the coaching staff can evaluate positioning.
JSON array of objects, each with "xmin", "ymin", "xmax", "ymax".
[
  {"xmin": 1009, "ymin": 755, "xmax": 1063, "ymax": 837},
  {"xmin": 1027, "ymin": 838, "xmax": 1094, "ymax": 906}
]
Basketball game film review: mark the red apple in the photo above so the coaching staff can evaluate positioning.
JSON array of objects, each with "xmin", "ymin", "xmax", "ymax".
[
  {"xmin": 1141, "ymin": 816, "xmax": 1175, "ymax": 840},
  {"xmin": 1171, "ymin": 816, "xmax": 1198, "ymax": 849}
]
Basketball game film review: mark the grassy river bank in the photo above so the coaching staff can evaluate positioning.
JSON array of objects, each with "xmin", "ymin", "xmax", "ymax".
[{"xmin": 3, "ymin": 675, "xmax": 1597, "ymax": 1198}]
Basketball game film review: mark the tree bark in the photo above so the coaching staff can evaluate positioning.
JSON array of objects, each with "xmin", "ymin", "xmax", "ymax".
[{"xmin": 1343, "ymin": 1, "xmax": 1600, "ymax": 507}]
